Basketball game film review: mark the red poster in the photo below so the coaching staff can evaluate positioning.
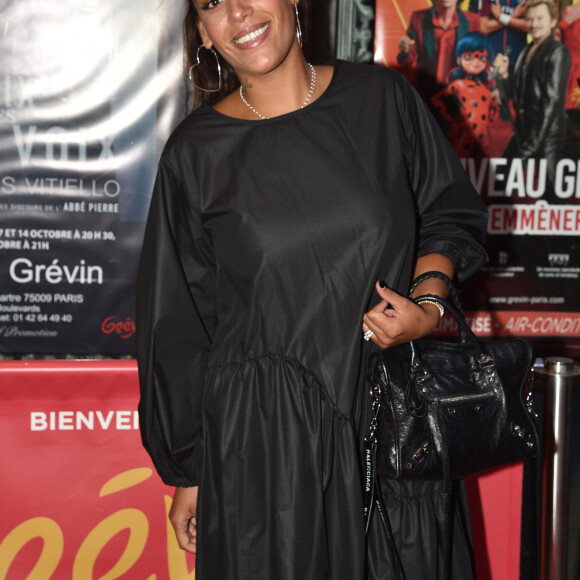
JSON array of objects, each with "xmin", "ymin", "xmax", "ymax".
[
  {"xmin": 0, "ymin": 361, "xmax": 195, "ymax": 579},
  {"xmin": 0, "ymin": 361, "xmax": 526, "ymax": 579},
  {"xmin": 376, "ymin": 0, "xmax": 580, "ymax": 357}
]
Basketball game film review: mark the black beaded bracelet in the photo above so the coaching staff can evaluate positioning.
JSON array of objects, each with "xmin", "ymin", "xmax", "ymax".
[{"xmin": 409, "ymin": 271, "xmax": 461, "ymax": 313}]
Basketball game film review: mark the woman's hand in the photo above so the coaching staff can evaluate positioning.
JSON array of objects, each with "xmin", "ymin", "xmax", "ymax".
[
  {"xmin": 169, "ymin": 485, "xmax": 198, "ymax": 554},
  {"xmin": 362, "ymin": 281, "xmax": 441, "ymax": 349}
]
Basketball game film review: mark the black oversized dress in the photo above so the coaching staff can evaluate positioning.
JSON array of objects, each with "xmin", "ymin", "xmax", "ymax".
[{"xmin": 136, "ymin": 61, "xmax": 488, "ymax": 579}]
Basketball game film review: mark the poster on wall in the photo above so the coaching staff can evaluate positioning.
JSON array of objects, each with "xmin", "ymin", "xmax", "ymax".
[
  {"xmin": 0, "ymin": 0, "xmax": 184, "ymax": 355},
  {"xmin": 376, "ymin": 0, "xmax": 580, "ymax": 356},
  {"xmin": 0, "ymin": 361, "xmax": 196, "ymax": 578}
]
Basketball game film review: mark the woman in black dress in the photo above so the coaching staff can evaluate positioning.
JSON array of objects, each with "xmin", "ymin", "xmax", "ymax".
[{"xmin": 136, "ymin": 1, "xmax": 488, "ymax": 578}]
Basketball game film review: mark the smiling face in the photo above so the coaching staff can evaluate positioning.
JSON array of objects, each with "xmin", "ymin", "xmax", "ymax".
[
  {"xmin": 193, "ymin": 0, "xmax": 298, "ymax": 79},
  {"xmin": 458, "ymin": 50, "xmax": 488, "ymax": 75},
  {"xmin": 526, "ymin": 3, "xmax": 556, "ymax": 44}
]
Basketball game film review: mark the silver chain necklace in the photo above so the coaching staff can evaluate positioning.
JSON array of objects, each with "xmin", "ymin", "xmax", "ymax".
[{"xmin": 239, "ymin": 63, "xmax": 316, "ymax": 120}]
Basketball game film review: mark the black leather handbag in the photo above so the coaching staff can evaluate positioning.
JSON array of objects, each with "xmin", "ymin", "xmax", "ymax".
[
  {"xmin": 365, "ymin": 294, "xmax": 539, "ymax": 482},
  {"xmin": 362, "ymin": 273, "xmax": 540, "ymax": 579}
]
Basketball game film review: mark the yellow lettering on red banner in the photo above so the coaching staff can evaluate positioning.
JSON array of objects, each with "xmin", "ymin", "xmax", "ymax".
[
  {"xmin": 0, "ymin": 517, "xmax": 63, "ymax": 579},
  {"xmin": 100, "ymin": 468, "xmax": 153, "ymax": 497},
  {"xmin": 72, "ymin": 509, "xmax": 148, "ymax": 580}
]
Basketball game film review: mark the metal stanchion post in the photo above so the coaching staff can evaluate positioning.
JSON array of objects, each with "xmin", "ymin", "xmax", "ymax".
[{"xmin": 536, "ymin": 357, "xmax": 579, "ymax": 580}]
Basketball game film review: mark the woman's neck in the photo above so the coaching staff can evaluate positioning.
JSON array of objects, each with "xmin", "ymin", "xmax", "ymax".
[
  {"xmin": 238, "ymin": 55, "xmax": 312, "ymax": 118},
  {"xmin": 213, "ymin": 52, "xmax": 333, "ymax": 121}
]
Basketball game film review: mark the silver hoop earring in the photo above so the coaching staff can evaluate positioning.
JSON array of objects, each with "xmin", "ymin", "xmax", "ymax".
[
  {"xmin": 294, "ymin": 2, "xmax": 303, "ymax": 48},
  {"xmin": 188, "ymin": 45, "xmax": 222, "ymax": 93}
]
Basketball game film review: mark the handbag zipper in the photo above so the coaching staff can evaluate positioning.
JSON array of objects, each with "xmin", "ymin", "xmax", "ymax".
[{"xmin": 431, "ymin": 389, "xmax": 495, "ymax": 404}]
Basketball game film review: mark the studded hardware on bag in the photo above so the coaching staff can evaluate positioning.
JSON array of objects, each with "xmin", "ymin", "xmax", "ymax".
[{"xmin": 362, "ymin": 272, "xmax": 540, "ymax": 579}]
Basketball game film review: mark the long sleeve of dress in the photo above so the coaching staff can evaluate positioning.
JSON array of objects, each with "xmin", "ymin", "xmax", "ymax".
[
  {"xmin": 397, "ymin": 77, "xmax": 488, "ymax": 280},
  {"xmin": 136, "ymin": 157, "xmax": 215, "ymax": 487}
]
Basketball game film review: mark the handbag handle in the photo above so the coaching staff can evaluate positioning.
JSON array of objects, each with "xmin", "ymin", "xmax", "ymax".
[
  {"xmin": 408, "ymin": 294, "xmax": 494, "ymax": 373},
  {"xmin": 412, "ymin": 294, "xmax": 477, "ymax": 342},
  {"xmin": 408, "ymin": 271, "xmax": 462, "ymax": 313},
  {"xmin": 409, "ymin": 271, "xmax": 469, "ymax": 342},
  {"xmin": 404, "ymin": 294, "xmax": 496, "ymax": 419}
]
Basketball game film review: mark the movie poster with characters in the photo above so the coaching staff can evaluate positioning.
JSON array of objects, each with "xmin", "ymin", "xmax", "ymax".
[
  {"xmin": 0, "ymin": 0, "xmax": 183, "ymax": 355},
  {"xmin": 376, "ymin": 0, "xmax": 580, "ymax": 356}
]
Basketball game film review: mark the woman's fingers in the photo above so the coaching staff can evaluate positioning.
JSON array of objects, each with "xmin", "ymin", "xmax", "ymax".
[
  {"xmin": 174, "ymin": 516, "xmax": 197, "ymax": 554},
  {"xmin": 172, "ymin": 515, "xmax": 197, "ymax": 554},
  {"xmin": 373, "ymin": 281, "xmax": 406, "ymax": 307},
  {"xmin": 362, "ymin": 282, "xmax": 440, "ymax": 348},
  {"xmin": 362, "ymin": 310, "xmax": 404, "ymax": 348},
  {"xmin": 169, "ymin": 486, "xmax": 198, "ymax": 554}
]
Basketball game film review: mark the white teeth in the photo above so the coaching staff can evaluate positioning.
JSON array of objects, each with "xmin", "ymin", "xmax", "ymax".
[{"xmin": 234, "ymin": 24, "xmax": 268, "ymax": 45}]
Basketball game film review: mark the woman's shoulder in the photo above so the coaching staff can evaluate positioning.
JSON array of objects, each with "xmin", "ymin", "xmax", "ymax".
[
  {"xmin": 158, "ymin": 104, "xmax": 226, "ymax": 167},
  {"xmin": 331, "ymin": 60, "xmax": 411, "ymax": 107},
  {"xmin": 165, "ymin": 105, "xmax": 217, "ymax": 145},
  {"xmin": 335, "ymin": 60, "xmax": 407, "ymax": 87},
  {"xmin": 328, "ymin": 62, "xmax": 422, "ymax": 142}
]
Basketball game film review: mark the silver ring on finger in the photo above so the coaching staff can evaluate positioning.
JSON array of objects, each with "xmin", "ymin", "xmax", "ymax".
[{"xmin": 363, "ymin": 329, "xmax": 374, "ymax": 341}]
